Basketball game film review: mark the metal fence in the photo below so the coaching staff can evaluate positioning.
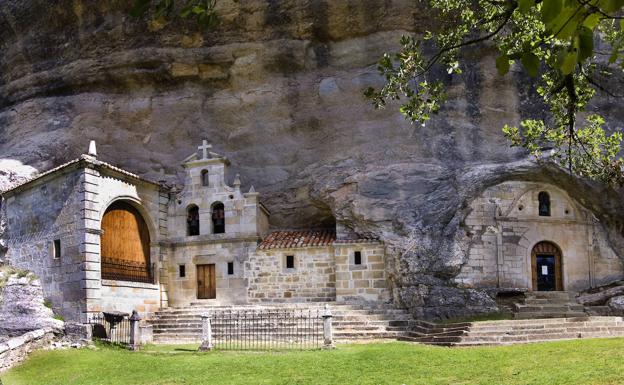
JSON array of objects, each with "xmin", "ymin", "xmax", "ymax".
[
  {"xmin": 209, "ymin": 308, "xmax": 323, "ymax": 350},
  {"xmin": 88, "ymin": 312, "xmax": 131, "ymax": 346},
  {"xmin": 101, "ymin": 258, "xmax": 155, "ymax": 284}
]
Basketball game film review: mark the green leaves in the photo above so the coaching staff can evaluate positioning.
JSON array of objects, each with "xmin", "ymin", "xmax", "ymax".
[
  {"xmin": 518, "ymin": 0, "xmax": 535, "ymax": 13},
  {"xmin": 560, "ymin": 50, "xmax": 578, "ymax": 75},
  {"xmin": 578, "ymin": 27, "xmax": 594, "ymax": 61},
  {"xmin": 599, "ymin": 0, "xmax": 624, "ymax": 13},
  {"xmin": 365, "ymin": 0, "xmax": 624, "ymax": 185},
  {"xmin": 496, "ymin": 55, "xmax": 511, "ymax": 75},
  {"xmin": 129, "ymin": 0, "xmax": 219, "ymax": 30},
  {"xmin": 541, "ymin": 0, "xmax": 562, "ymax": 23},
  {"xmin": 521, "ymin": 52, "xmax": 540, "ymax": 77}
]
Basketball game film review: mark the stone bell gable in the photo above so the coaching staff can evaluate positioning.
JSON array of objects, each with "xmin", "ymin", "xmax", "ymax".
[{"xmin": 167, "ymin": 140, "xmax": 270, "ymax": 240}]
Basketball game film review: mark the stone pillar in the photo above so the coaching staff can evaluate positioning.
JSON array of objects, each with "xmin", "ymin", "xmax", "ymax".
[
  {"xmin": 129, "ymin": 310, "xmax": 141, "ymax": 351},
  {"xmin": 80, "ymin": 165, "xmax": 102, "ymax": 323},
  {"xmin": 322, "ymin": 304, "xmax": 335, "ymax": 349},
  {"xmin": 198, "ymin": 313, "xmax": 213, "ymax": 351}
]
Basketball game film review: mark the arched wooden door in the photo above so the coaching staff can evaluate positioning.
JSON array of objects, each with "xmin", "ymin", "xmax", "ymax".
[
  {"xmin": 101, "ymin": 201, "xmax": 151, "ymax": 282},
  {"xmin": 531, "ymin": 241, "xmax": 563, "ymax": 291}
]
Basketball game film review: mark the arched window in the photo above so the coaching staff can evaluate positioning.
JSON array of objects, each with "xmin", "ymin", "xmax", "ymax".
[
  {"xmin": 187, "ymin": 205, "xmax": 200, "ymax": 236},
  {"xmin": 201, "ymin": 169, "xmax": 209, "ymax": 187},
  {"xmin": 538, "ymin": 191, "xmax": 551, "ymax": 216},
  {"xmin": 212, "ymin": 202, "xmax": 225, "ymax": 234}
]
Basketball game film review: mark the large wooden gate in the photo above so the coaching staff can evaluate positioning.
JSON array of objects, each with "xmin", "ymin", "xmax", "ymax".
[
  {"xmin": 197, "ymin": 264, "xmax": 216, "ymax": 299},
  {"xmin": 101, "ymin": 201, "xmax": 151, "ymax": 282}
]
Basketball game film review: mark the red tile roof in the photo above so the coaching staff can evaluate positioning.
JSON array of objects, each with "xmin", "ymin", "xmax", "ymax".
[{"xmin": 258, "ymin": 230, "xmax": 336, "ymax": 250}]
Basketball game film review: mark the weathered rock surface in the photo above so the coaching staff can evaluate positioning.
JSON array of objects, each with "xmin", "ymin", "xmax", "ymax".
[
  {"xmin": 2, "ymin": 1, "xmax": 624, "ymax": 319},
  {"xmin": 607, "ymin": 295, "xmax": 624, "ymax": 313},
  {"xmin": 0, "ymin": 270, "xmax": 64, "ymax": 335},
  {"xmin": 578, "ymin": 284, "xmax": 624, "ymax": 306}
]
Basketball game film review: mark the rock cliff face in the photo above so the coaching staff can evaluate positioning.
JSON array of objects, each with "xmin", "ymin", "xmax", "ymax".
[
  {"xmin": 2, "ymin": 0, "xmax": 624, "ymax": 319},
  {"xmin": 0, "ymin": 269, "xmax": 64, "ymax": 336}
]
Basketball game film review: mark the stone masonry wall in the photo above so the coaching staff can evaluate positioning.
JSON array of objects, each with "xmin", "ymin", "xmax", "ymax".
[
  {"xmin": 165, "ymin": 239, "xmax": 255, "ymax": 306},
  {"xmin": 335, "ymin": 243, "xmax": 389, "ymax": 303},
  {"xmin": 246, "ymin": 247, "xmax": 336, "ymax": 303},
  {"xmin": 100, "ymin": 280, "xmax": 160, "ymax": 316},
  {"xmin": 3, "ymin": 167, "xmax": 86, "ymax": 321}
]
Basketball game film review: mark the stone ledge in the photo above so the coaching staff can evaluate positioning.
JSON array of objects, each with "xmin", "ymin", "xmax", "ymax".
[
  {"xmin": 0, "ymin": 328, "xmax": 56, "ymax": 373},
  {"xmin": 101, "ymin": 280, "xmax": 159, "ymax": 290}
]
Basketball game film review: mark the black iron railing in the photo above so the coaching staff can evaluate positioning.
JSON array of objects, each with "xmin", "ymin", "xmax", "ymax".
[
  {"xmin": 88, "ymin": 312, "xmax": 131, "ymax": 346},
  {"xmin": 101, "ymin": 257, "xmax": 154, "ymax": 284},
  {"xmin": 210, "ymin": 308, "xmax": 323, "ymax": 350}
]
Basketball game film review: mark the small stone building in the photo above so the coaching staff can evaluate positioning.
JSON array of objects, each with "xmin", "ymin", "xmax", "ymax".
[{"xmin": 456, "ymin": 181, "xmax": 624, "ymax": 292}]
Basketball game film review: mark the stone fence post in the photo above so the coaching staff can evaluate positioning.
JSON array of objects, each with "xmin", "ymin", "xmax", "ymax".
[
  {"xmin": 322, "ymin": 304, "xmax": 335, "ymax": 349},
  {"xmin": 199, "ymin": 313, "xmax": 213, "ymax": 351},
  {"xmin": 129, "ymin": 310, "xmax": 141, "ymax": 351}
]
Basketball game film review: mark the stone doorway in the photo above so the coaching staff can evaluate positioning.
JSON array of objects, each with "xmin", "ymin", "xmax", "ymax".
[
  {"xmin": 531, "ymin": 241, "xmax": 563, "ymax": 291},
  {"xmin": 197, "ymin": 264, "xmax": 216, "ymax": 299}
]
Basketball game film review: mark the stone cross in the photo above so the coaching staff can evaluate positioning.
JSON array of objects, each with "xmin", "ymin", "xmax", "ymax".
[{"xmin": 198, "ymin": 140, "xmax": 212, "ymax": 160}]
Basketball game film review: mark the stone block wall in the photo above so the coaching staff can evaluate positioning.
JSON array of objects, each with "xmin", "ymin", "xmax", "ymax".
[
  {"xmin": 100, "ymin": 280, "xmax": 160, "ymax": 316},
  {"xmin": 246, "ymin": 247, "xmax": 336, "ymax": 303},
  {"xmin": 164, "ymin": 239, "xmax": 256, "ymax": 306},
  {"xmin": 335, "ymin": 243, "xmax": 389, "ymax": 303},
  {"xmin": 3, "ymin": 167, "xmax": 87, "ymax": 321}
]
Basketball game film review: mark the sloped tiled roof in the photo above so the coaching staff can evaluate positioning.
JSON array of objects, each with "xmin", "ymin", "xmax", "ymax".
[
  {"xmin": 258, "ymin": 230, "xmax": 337, "ymax": 250},
  {"xmin": 1, "ymin": 155, "xmax": 163, "ymax": 195}
]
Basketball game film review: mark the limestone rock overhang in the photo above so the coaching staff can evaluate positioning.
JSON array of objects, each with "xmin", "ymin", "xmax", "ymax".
[{"xmin": 0, "ymin": 154, "xmax": 166, "ymax": 198}]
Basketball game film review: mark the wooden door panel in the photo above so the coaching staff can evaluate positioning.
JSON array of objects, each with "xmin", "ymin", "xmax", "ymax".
[{"xmin": 197, "ymin": 264, "xmax": 216, "ymax": 299}]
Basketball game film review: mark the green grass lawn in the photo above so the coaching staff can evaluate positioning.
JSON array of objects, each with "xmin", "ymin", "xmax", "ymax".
[{"xmin": 3, "ymin": 339, "xmax": 624, "ymax": 385}]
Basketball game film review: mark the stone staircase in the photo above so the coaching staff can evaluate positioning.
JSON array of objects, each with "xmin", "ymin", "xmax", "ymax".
[
  {"xmin": 512, "ymin": 291, "xmax": 586, "ymax": 319},
  {"xmin": 399, "ymin": 316, "xmax": 624, "ymax": 346},
  {"xmin": 149, "ymin": 303, "xmax": 413, "ymax": 344}
]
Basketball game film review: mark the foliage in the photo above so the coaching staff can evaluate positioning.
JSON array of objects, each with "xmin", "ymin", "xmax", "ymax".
[
  {"xmin": 4, "ymin": 340, "xmax": 624, "ymax": 384},
  {"xmin": 0, "ymin": 265, "xmax": 34, "ymax": 289},
  {"xmin": 130, "ymin": 0, "xmax": 219, "ymax": 30},
  {"xmin": 366, "ymin": 0, "xmax": 624, "ymax": 185}
]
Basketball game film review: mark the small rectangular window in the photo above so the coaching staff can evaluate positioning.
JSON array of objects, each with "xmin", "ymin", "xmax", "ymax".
[
  {"xmin": 286, "ymin": 255, "xmax": 295, "ymax": 269},
  {"xmin": 179, "ymin": 264, "xmax": 186, "ymax": 278},
  {"xmin": 53, "ymin": 239, "xmax": 61, "ymax": 260},
  {"xmin": 227, "ymin": 262, "xmax": 234, "ymax": 275},
  {"xmin": 354, "ymin": 251, "xmax": 362, "ymax": 265}
]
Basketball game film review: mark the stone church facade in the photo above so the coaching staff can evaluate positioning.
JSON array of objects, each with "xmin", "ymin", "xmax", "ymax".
[
  {"xmin": 0, "ymin": 141, "xmax": 388, "ymax": 322},
  {"xmin": 1, "ymin": 141, "xmax": 623, "ymax": 322}
]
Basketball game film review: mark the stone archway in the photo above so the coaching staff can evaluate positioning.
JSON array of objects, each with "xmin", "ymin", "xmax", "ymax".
[
  {"xmin": 101, "ymin": 200, "xmax": 152, "ymax": 283},
  {"xmin": 531, "ymin": 241, "xmax": 563, "ymax": 291}
]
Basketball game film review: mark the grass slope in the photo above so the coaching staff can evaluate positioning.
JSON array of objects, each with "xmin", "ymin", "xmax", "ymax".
[{"xmin": 3, "ymin": 339, "xmax": 624, "ymax": 385}]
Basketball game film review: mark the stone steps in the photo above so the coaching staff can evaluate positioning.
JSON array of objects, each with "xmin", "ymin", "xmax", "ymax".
[
  {"xmin": 401, "ymin": 316, "xmax": 624, "ymax": 346},
  {"xmin": 510, "ymin": 291, "xmax": 589, "ymax": 319},
  {"xmin": 149, "ymin": 303, "xmax": 413, "ymax": 343}
]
